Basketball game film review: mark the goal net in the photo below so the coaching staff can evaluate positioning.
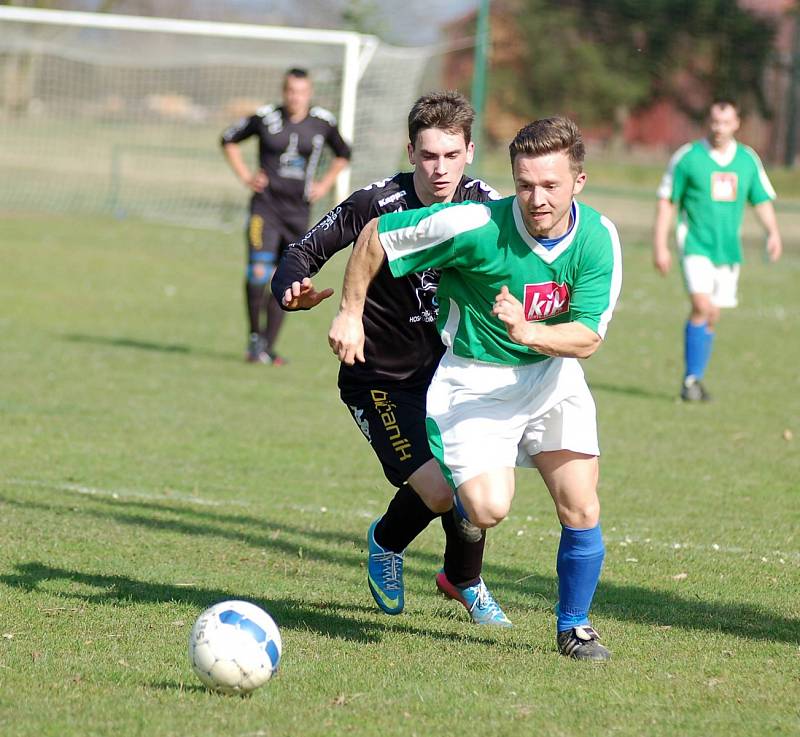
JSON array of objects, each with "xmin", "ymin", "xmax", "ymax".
[{"xmin": 0, "ymin": 7, "xmax": 433, "ymax": 228}]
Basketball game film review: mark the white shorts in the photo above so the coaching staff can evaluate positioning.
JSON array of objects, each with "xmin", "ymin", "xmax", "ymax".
[
  {"xmin": 426, "ymin": 351, "xmax": 599, "ymax": 489},
  {"xmin": 681, "ymin": 255, "xmax": 740, "ymax": 308}
]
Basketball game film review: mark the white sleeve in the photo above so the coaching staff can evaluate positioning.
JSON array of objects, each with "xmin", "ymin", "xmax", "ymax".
[{"xmin": 656, "ymin": 143, "xmax": 692, "ymax": 200}]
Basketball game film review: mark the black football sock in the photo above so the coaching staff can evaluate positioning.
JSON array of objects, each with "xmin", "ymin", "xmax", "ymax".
[
  {"xmin": 264, "ymin": 294, "xmax": 286, "ymax": 348},
  {"xmin": 245, "ymin": 281, "xmax": 265, "ymax": 336},
  {"xmin": 441, "ymin": 508, "xmax": 484, "ymax": 588},
  {"xmin": 374, "ymin": 483, "xmax": 437, "ymax": 553}
]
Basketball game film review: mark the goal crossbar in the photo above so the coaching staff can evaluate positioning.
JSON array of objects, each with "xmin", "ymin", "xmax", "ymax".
[
  {"xmin": 0, "ymin": 5, "xmax": 378, "ymax": 198},
  {"xmin": 0, "ymin": 7, "xmax": 367, "ymax": 47},
  {"xmin": 0, "ymin": 7, "xmax": 433, "ymax": 227}
]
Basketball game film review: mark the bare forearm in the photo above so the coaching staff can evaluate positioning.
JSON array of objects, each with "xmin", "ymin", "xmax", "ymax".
[
  {"xmin": 339, "ymin": 218, "xmax": 384, "ymax": 316},
  {"xmin": 520, "ymin": 321, "xmax": 601, "ymax": 359},
  {"xmin": 329, "ymin": 217, "xmax": 383, "ymax": 365},
  {"xmin": 222, "ymin": 143, "xmax": 250, "ymax": 183},
  {"xmin": 316, "ymin": 157, "xmax": 349, "ymax": 191},
  {"xmin": 754, "ymin": 201, "xmax": 779, "ymax": 236},
  {"xmin": 754, "ymin": 201, "xmax": 783, "ymax": 261},
  {"xmin": 653, "ymin": 198, "xmax": 674, "ymax": 252}
]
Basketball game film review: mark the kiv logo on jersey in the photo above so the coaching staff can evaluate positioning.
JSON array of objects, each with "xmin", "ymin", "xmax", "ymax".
[{"xmin": 523, "ymin": 282, "xmax": 570, "ymax": 321}]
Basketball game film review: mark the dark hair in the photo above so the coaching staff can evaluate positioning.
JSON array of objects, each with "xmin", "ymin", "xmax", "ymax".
[
  {"xmin": 408, "ymin": 91, "xmax": 475, "ymax": 147},
  {"xmin": 284, "ymin": 68, "xmax": 310, "ymax": 86},
  {"xmin": 509, "ymin": 116, "xmax": 585, "ymax": 175},
  {"xmin": 710, "ymin": 98, "xmax": 739, "ymax": 114}
]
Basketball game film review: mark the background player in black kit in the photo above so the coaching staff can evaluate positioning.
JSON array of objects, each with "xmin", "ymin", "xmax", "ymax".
[
  {"xmin": 271, "ymin": 91, "xmax": 511, "ymax": 626},
  {"xmin": 221, "ymin": 68, "xmax": 351, "ymax": 365}
]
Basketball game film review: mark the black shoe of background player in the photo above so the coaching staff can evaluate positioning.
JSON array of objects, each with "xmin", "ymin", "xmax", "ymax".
[
  {"xmin": 681, "ymin": 376, "xmax": 711, "ymax": 402},
  {"xmin": 557, "ymin": 625, "xmax": 611, "ymax": 661}
]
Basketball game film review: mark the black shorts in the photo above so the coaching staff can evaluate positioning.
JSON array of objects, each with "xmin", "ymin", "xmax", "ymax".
[
  {"xmin": 246, "ymin": 197, "xmax": 308, "ymax": 283},
  {"xmin": 339, "ymin": 383, "xmax": 433, "ymax": 488}
]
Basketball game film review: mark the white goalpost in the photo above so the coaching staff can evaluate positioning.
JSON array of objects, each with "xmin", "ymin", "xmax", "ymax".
[{"xmin": 0, "ymin": 6, "xmax": 432, "ymax": 228}]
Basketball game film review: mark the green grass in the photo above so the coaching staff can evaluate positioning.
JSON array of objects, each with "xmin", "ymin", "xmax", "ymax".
[{"xmin": 1, "ymin": 207, "xmax": 798, "ymax": 737}]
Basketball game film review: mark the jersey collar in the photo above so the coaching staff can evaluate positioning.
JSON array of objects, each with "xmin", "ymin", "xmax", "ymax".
[
  {"xmin": 280, "ymin": 104, "xmax": 310, "ymax": 125},
  {"xmin": 512, "ymin": 197, "xmax": 580, "ymax": 264},
  {"xmin": 702, "ymin": 138, "xmax": 738, "ymax": 167}
]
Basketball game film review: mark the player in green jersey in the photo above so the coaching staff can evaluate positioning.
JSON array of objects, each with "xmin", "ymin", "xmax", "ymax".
[
  {"xmin": 329, "ymin": 117, "xmax": 622, "ymax": 660},
  {"xmin": 653, "ymin": 99, "xmax": 783, "ymax": 401}
]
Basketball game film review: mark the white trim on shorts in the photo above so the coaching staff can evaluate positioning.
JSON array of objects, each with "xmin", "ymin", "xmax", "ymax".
[
  {"xmin": 681, "ymin": 254, "xmax": 740, "ymax": 308},
  {"xmin": 426, "ymin": 350, "xmax": 599, "ymax": 489}
]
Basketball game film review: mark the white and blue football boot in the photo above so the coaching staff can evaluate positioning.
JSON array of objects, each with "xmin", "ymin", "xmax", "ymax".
[{"xmin": 435, "ymin": 571, "xmax": 512, "ymax": 627}]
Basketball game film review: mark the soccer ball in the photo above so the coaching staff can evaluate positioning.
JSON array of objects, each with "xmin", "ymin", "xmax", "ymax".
[{"xmin": 188, "ymin": 600, "xmax": 282, "ymax": 695}]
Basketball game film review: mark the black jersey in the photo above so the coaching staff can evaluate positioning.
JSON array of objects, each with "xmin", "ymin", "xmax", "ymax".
[
  {"xmin": 271, "ymin": 172, "xmax": 501, "ymax": 390},
  {"xmin": 221, "ymin": 104, "xmax": 352, "ymax": 221}
]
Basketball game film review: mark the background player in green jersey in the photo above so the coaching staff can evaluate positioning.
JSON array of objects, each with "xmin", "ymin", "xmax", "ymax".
[
  {"xmin": 653, "ymin": 99, "xmax": 783, "ymax": 401},
  {"xmin": 329, "ymin": 117, "xmax": 623, "ymax": 660}
]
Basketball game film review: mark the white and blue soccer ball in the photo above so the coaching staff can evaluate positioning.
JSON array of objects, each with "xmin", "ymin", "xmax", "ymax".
[{"xmin": 188, "ymin": 600, "xmax": 282, "ymax": 695}]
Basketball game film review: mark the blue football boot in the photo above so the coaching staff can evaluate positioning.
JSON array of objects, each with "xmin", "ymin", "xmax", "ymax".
[
  {"xmin": 367, "ymin": 518, "xmax": 404, "ymax": 615},
  {"xmin": 435, "ymin": 571, "xmax": 512, "ymax": 627}
]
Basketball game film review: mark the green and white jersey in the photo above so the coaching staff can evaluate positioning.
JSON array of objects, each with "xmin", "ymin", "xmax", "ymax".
[
  {"xmin": 379, "ymin": 196, "xmax": 622, "ymax": 366},
  {"xmin": 657, "ymin": 139, "xmax": 776, "ymax": 265}
]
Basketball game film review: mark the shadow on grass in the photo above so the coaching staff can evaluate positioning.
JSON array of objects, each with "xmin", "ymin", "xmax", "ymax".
[
  {"xmin": 0, "ymin": 561, "xmax": 524, "ymax": 650},
  {"xmin": 60, "ymin": 332, "xmax": 238, "ymax": 363},
  {"xmin": 588, "ymin": 381, "xmax": 676, "ymax": 402},
  {"xmin": 0, "ymin": 493, "xmax": 385, "ymax": 582},
  {"xmin": 2, "ymin": 492, "xmax": 798, "ymax": 646},
  {"xmin": 147, "ymin": 680, "xmax": 293, "ymax": 697},
  {"xmin": 148, "ymin": 681, "xmax": 209, "ymax": 695}
]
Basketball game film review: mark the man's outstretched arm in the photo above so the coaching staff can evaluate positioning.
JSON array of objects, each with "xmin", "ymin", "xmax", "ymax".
[
  {"xmin": 272, "ymin": 190, "xmax": 373, "ymax": 312},
  {"xmin": 328, "ymin": 217, "xmax": 385, "ymax": 365}
]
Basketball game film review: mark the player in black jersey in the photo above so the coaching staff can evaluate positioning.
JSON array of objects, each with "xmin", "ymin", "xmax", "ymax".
[
  {"xmin": 221, "ymin": 68, "xmax": 351, "ymax": 365},
  {"xmin": 271, "ymin": 91, "xmax": 511, "ymax": 626}
]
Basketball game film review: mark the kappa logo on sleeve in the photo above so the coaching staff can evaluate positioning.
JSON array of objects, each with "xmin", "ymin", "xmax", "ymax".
[{"xmin": 523, "ymin": 282, "xmax": 570, "ymax": 321}]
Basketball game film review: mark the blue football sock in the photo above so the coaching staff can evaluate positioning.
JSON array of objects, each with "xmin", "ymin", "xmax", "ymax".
[
  {"xmin": 702, "ymin": 325, "xmax": 715, "ymax": 377},
  {"xmin": 684, "ymin": 321, "xmax": 710, "ymax": 380},
  {"xmin": 556, "ymin": 524, "xmax": 605, "ymax": 632}
]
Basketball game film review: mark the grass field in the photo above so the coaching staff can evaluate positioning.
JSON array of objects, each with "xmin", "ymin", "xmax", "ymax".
[{"xmin": 1, "ymin": 198, "xmax": 799, "ymax": 737}]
